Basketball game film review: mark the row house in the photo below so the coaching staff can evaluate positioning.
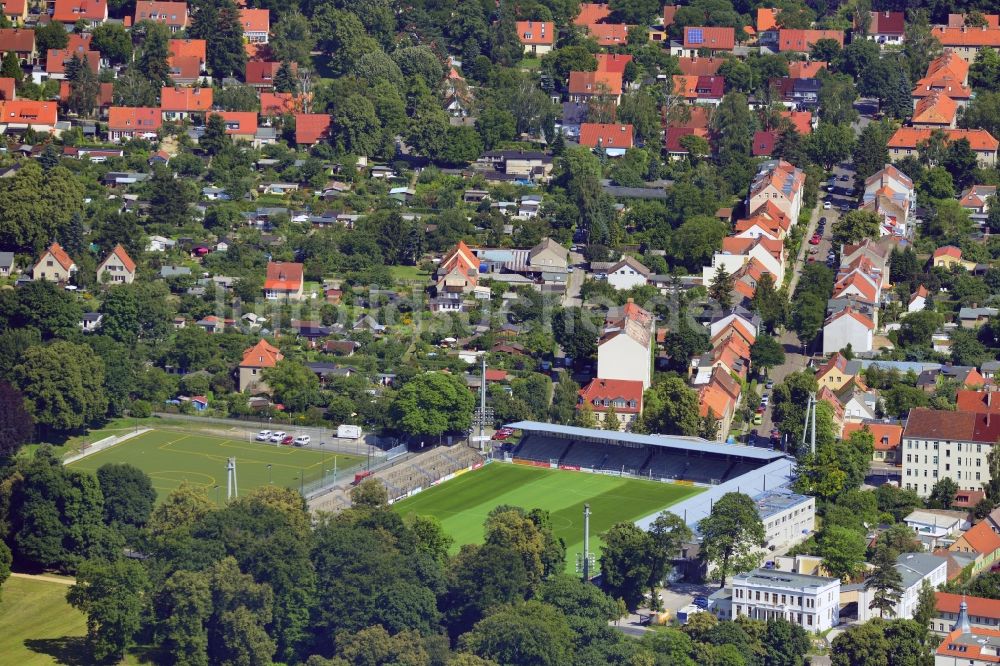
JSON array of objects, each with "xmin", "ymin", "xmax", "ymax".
[
  {"xmin": 161, "ymin": 86, "xmax": 211, "ymax": 121},
  {"xmin": 912, "ymin": 90, "xmax": 959, "ymax": 129},
  {"xmin": 134, "ymin": 1, "xmax": 188, "ymax": 32},
  {"xmin": 598, "ymin": 299, "xmax": 654, "ymax": 389},
  {"xmin": 697, "ymin": 366, "xmax": 742, "ymax": 441},
  {"xmin": 52, "ymin": 0, "xmax": 107, "ymax": 27},
  {"xmin": 672, "ymin": 26, "xmax": 735, "ymax": 58},
  {"xmin": 671, "ymin": 74, "xmax": 724, "ymax": 106},
  {"xmin": 702, "ymin": 235, "xmax": 785, "ymax": 290},
  {"xmin": 932, "ymin": 23, "xmax": 1000, "ymax": 62},
  {"xmin": 913, "ymin": 51, "xmax": 971, "ymax": 108},
  {"xmin": 748, "ymin": 159, "xmax": 806, "ymax": 223},
  {"xmin": 107, "ymin": 106, "xmax": 161, "ymax": 141},
  {"xmin": 862, "ymin": 165, "xmax": 916, "ymax": 238},
  {"xmin": 43, "ymin": 47, "xmax": 99, "ymax": 81},
  {"xmin": 567, "ymin": 70, "xmax": 623, "ymax": 105},
  {"xmin": 733, "ymin": 201, "xmax": 793, "ymax": 241},
  {"xmin": 0, "ymin": 28, "xmax": 36, "ymax": 64},
  {"xmin": 888, "ymin": 128, "xmax": 1000, "ymax": 166}
]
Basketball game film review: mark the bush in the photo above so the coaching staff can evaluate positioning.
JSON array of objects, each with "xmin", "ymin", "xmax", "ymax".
[{"xmin": 130, "ymin": 399, "xmax": 152, "ymax": 419}]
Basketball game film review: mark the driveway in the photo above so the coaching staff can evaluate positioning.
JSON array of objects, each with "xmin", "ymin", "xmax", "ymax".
[{"xmin": 562, "ymin": 250, "xmax": 585, "ymax": 307}]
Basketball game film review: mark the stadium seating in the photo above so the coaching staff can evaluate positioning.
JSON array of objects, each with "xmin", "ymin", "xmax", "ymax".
[
  {"xmin": 600, "ymin": 445, "xmax": 652, "ymax": 474},
  {"xmin": 363, "ymin": 444, "xmax": 485, "ymax": 504},
  {"xmin": 560, "ymin": 440, "xmax": 611, "ymax": 468},
  {"xmin": 513, "ymin": 435, "xmax": 572, "ymax": 463}
]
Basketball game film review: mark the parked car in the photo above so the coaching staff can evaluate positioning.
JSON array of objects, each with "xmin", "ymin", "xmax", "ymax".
[
  {"xmin": 823, "ymin": 201, "xmax": 832, "ymax": 209},
  {"xmin": 256, "ymin": 430, "xmax": 271, "ymax": 441},
  {"xmin": 281, "ymin": 435, "xmax": 294, "ymax": 446},
  {"xmin": 809, "ymin": 235, "xmax": 821, "ymax": 245},
  {"xmin": 765, "ymin": 380, "xmax": 774, "ymax": 389},
  {"xmin": 269, "ymin": 431, "xmax": 286, "ymax": 442},
  {"xmin": 753, "ymin": 414, "xmax": 763, "ymax": 425},
  {"xmin": 694, "ymin": 596, "xmax": 709, "ymax": 609},
  {"xmin": 293, "ymin": 435, "xmax": 311, "ymax": 446}
]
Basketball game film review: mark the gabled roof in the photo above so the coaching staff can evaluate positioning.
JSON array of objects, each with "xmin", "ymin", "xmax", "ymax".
[
  {"xmin": 108, "ymin": 106, "xmax": 161, "ymax": 132},
  {"xmin": 134, "ymin": 1, "xmax": 188, "ymax": 28},
  {"xmin": 0, "ymin": 77, "xmax": 13, "ymax": 101},
  {"xmin": 515, "ymin": 20, "xmax": 554, "ymax": 45},
  {"xmin": 816, "ymin": 351, "xmax": 850, "ymax": 378},
  {"xmin": 957, "ymin": 520, "xmax": 1000, "ymax": 556},
  {"xmin": 934, "ymin": 245, "xmax": 963, "ymax": 259},
  {"xmin": 101, "ymin": 244, "xmax": 135, "ymax": 273},
  {"xmin": 888, "ymin": 128, "xmax": 1000, "ymax": 152},
  {"xmin": 923, "ymin": 50, "xmax": 969, "ymax": 86},
  {"xmin": 241, "ymin": 339, "xmax": 283, "ymax": 368},
  {"xmin": 40, "ymin": 242, "xmax": 74, "ymax": 271},
  {"xmin": 864, "ymin": 164, "xmax": 913, "ymax": 190},
  {"xmin": 825, "ymin": 307, "xmax": 874, "ymax": 331},
  {"xmin": 588, "ymin": 23, "xmax": 630, "ymax": 46},
  {"xmin": 676, "ymin": 57, "xmax": 722, "ymax": 76},
  {"xmin": 936, "ymin": 592, "xmax": 1000, "ymax": 620},
  {"xmin": 779, "ymin": 110, "xmax": 812, "ymax": 135},
  {"xmin": 568, "ymin": 70, "xmax": 623, "ymax": 96},
  {"xmin": 168, "ymin": 55, "xmax": 201, "ymax": 81},
  {"xmin": 833, "ymin": 271, "xmax": 878, "ymax": 302},
  {"xmin": 0, "ymin": 28, "xmax": 34, "ymax": 52},
  {"xmin": 932, "ymin": 25, "xmax": 1000, "ymax": 48},
  {"xmin": 211, "ymin": 111, "xmax": 257, "ymax": 135},
  {"xmin": 842, "ymin": 421, "xmax": 903, "ymax": 451},
  {"xmin": 787, "ymin": 61, "xmax": 827, "ymax": 78},
  {"xmin": 595, "ymin": 53, "xmax": 632, "ymax": 74},
  {"xmin": 756, "ymin": 7, "xmax": 779, "ymax": 32},
  {"xmin": 294, "ymin": 113, "xmax": 330, "ymax": 145},
  {"xmin": 904, "ymin": 407, "xmax": 980, "ymax": 441},
  {"xmin": 260, "ymin": 92, "xmax": 306, "ymax": 115},
  {"xmin": 46, "ymin": 48, "xmax": 100, "ymax": 75},
  {"xmin": 239, "ymin": 7, "xmax": 269, "ymax": 33},
  {"xmin": 263, "ymin": 261, "xmax": 303, "ymax": 291},
  {"xmin": 609, "ymin": 255, "xmax": 650, "ymax": 276},
  {"xmin": 579, "ymin": 123, "xmax": 634, "ymax": 149},
  {"xmin": 699, "ymin": 381, "xmax": 734, "ymax": 419},
  {"xmin": 683, "ymin": 26, "xmax": 735, "ymax": 50},
  {"xmin": 752, "ymin": 130, "xmax": 776, "ymax": 157},
  {"xmin": 574, "ymin": 2, "xmax": 611, "ymax": 26},
  {"xmin": 0, "ymin": 0, "xmax": 26, "ymax": 17},
  {"xmin": 52, "ymin": 0, "xmax": 107, "ymax": 22},
  {"xmin": 169, "ymin": 38, "xmax": 205, "ymax": 62},
  {"xmin": 869, "ymin": 11, "xmax": 905, "ymax": 35},
  {"xmin": 956, "ymin": 390, "xmax": 1000, "ymax": 413},
  {"xmin": 578, "ymin": 378, "xmax": 644, "ymax": 414},
  {"xmin": 912, "ymin": 91, "xmax": 958, "ymax": 126},
  {"xmin": 160, "ymin": 86, "xmax": 212, "ymax": 112},
  {"xmin": 960, "ymin": 185, "xmax": 997, "ymax": 209},
  {"xmin": 777, "ymin": 29, "xmax": 844, "ymax": 51},
  {"xmin": 663, "ymin": 5, "xmax": 677, "ymax": 26},
  {"xmin": 0, "ymin": 99, "xmax": 58, "ymax": 126}
]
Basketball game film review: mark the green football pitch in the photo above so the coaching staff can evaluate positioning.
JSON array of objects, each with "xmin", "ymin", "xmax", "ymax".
[
  {"xmin": 68, "ymin": 429, "xmax": 364, "ymax": 503},
  {"xmin": 392, "ymin": 463, "xmax": 702, "ymax": 573}
]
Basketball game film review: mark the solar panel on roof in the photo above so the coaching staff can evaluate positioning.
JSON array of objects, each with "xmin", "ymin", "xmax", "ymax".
[{"xmin": 688, "ymin": 27, "xmax": 703, "ymax": 43}]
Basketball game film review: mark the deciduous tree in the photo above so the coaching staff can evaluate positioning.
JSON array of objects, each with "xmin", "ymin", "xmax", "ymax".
[
  {"xmin": 698, "ymin": 492, "xmax": 766, "ymax": 587},
  {"xmin": 67, "ymin": 559, "xmax": 150, "ymax": 662}
]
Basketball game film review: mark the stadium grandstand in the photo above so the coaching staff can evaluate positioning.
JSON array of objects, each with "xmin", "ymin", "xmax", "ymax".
[{"xmin": 505, "ymin": 421, "xmax": 795, "ymax": 530}]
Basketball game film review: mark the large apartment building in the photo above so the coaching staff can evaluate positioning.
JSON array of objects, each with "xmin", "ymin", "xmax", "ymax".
[{"xmin": 902, "ymin": 408, "xmax": 1000, "ymax": 497}]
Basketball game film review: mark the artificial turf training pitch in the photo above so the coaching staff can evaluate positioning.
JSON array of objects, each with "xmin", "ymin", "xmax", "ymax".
[
  {"xmin": 68, "ymin": 428, "xmax": 364, "ymax": 503},
  {"xmin": 392, "ymin": 462, "xmax": 703, "ymax": 573}
]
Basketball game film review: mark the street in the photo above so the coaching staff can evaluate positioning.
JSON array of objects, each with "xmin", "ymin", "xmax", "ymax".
[{"xmin": 562, "ymin": 249, "xmax": 585, "ymax": 307}]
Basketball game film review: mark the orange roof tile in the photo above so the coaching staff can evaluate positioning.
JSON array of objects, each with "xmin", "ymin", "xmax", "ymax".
[
  {"xmin": 263, "ymin": 261, "xmax": 303, "ymax": 291},
  {"xmin": 595, "ymin": 53, "xmax": 632, "ymax": 74},
  {"xmin": 788, "ymin": 61, "xmax": 827, "ymax": 79},
  {"xmin": 108, "ymin": 106, "xmax": 161, "ymax": 132},
  {"xmin": 52, "ymin": 0, "xmax": 107, "ymax": 23},
  {"xmin": 757, "ymin": 7, "xmax": 779, "ymax": 32},
  {"xmin": 699, "ymin": 382, "xmax": 734, "ymax": 419},
  {"xmin": 578, "ymin": 378, "xmax": 644, "ymax": 414},
  {"xmin": 842, "ymin": 422, "xmax": 902, "ymax": 451},
  {"xmin": 0, "ymin": 99, "xmax": 58, "ymax": 126},
  {"xmin": 574, "ymin": 2, "xmax": 611, "ymax": 27},
  {"xmin": 889, "ymin": 127, "xmax": 1000, "ymax": 151},
  {"xmin": 0, "ymin": 28, "xmax": 34, "ymax": 53},
  {"xmin": 1, "ymin": 0, "xmax": 25, "ymax": 17},
  {"xmin": 169, "ymin": 38, "xmax": 205, "ymax": 62},
  {"xmin": 294, "ymin": 113, "xmax": 330, "ymax": 144},
  {"xmin": 683, "ymin": 26, "xmax": 735, "ymax": 50},
  {"xmin": 912, "ymin": 91, "xmax": 958, "ymax": 126},
  {"xmin": 134, "ymin": 1, "xmax": 187, "ymax": 28},
  {"xmin": 210, "ymin": 111, "xmax": 257, "ymax": 135},
  {"xmin": 42, "ymin": 242, "xmax": 74, "ymax": 271},
  {"xmin": 676, "ymin": 57, "xmax": 723, "ymax": 76},
  {"xmin": 936, "ymin": 593, "xmax": 1000, "ymax": 620},
  {"xmin": 958, "ymin": 520, "xmax": 1000, "ymax": 555},
  {"xmin": 933, "ymin": 25, "xmax": 1000, "ymax": 48},
  {"xmin": 568, "ymin": 70, "xmax": 623, "ymax": 96},
  {"xmin": 46, "ymin": 48, "xmax": 99, "ymax": 75},
  {"xmin": 260, "ymin": 91, "xmax": 306, "ymax": 115},
  {"xmin": 826, "ymin": 307, "xmax": 875, "ymax": 330},
  {"xmin": 579, "ymin": 123, "xmax": 633, "ymax": 149},
  {"xmin": 0, "ymin": 77, "xmax": 13, "ymax": 101},
  {"xmin": 239, "ymin": 7, "xmax": 269, "ymax": 33},
  {"xmin": 777, "ymin": 28, "xmax": 844, "ymax": 51},
  {"xmin": 241, "ymin": 339, "xmax": 283, "ymax": 368},
  {"xmin": 104, "ymin": 244, "xmax": 135, "ymax": 273},
  {"xmin": 160, "ymin": 86, "xmax": 212, "ymax": 112},
  {"xmin": 588, "ymin": 23, "xmax": 630, "ymax": 46},
  {"xmin": 779, "ymin": 110, "xmax": 812, "ymax": 135},
  {"xmin": 515, "ymin": 20, "xmax": 554, "ymax": 45}
]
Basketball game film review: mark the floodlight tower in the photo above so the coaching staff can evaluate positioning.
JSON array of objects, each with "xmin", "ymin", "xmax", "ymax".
[
  {"xmin": 226, "ymin": 457, "xmax": 238, "ymax": 501},
  {"xmin": 577, "ymin": 503, "xmax": 594, "ymax": 582}
]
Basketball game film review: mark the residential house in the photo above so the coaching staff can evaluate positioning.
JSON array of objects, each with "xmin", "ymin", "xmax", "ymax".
[
  {"xmin": 674, "ymin": 26, "xmax": 735, "ymax": 58},
  {"xmin": 933, "ymin": 593, "xmax": 1000, "ymax": 635},
  {"xmin": 195, "ymin": 315, "xmax": 224, "ymax": 334},
  {"xmin": 595, "ymin": 256, "xmax": 651, "ymax": 291},
  {"xmin": 209, "ymin": 111, "xmax": 257, "ymax": 142},
  {"xmin": 843, "ymin": 420, "xmax": 903, "ymax": 467},
  {"xmin": 931, "ymin": 23, "xmax": 1000, "ymax": 63},
  {"xmin": 728, "ymin": 569, "xmax": 840, "ymax": 632},
  {"xmin": 822, "ymin": 307, "xmax": 874, "ymax": 355},
  {"xmin": 909, "ymin": 285, "xmax": 930, "ymax": 312},
  {"xmin": 748, "ymin": 160, "xmax": 806, "ymax": 223},
  {"xmin": 698, "ymin": 367, "xmax": 742, "ymax": 441},
  {"xmin": 776, "ymin": 29, "xmax": 844, "ymax": 52},
  {"xmin": 160, "ymin": 86, "xmax": 211, "ymax": 121},
  {"xmin": 0, "ymin": 28, "xmax": 36, "ymax": 65},
  {"xmin": 0, "ymin": 77, "xmax": 13, "ymax": 101},
  {"xmin": 587, "ymin": 22, "xmax": 630, "ymax": 47},
  {"xmin": 567, "ymin": 70, "xmax": 623, "ymax": 104},
  {"xmin": 0, "ymin": 100, "xmax": 58, "ymax": 134},
  {"xmin": 579, "ymin": 123, "xmax": 633, "ymax": 155},
  {"xmin": 836, "ymin": 376, "xmax": 879, "ymax": 422},
  {"xmin": 733, "ymin": 201, "xmax": 793, "ymax": 240},
  {"xmin": 134, "ymin": 1, "xmax": 188, "ymax": 31},
  {"xmin": 96, "ymin": 244, "xmax": 136, "ymax": 284},
  {"xmin": 1, "ymin": 0, "xmax": 27, "ymax": 22},
  {"xmin": 671, "ymin": 74, "xmax": 724, "ymax": 105},
  {"xmin": 788, "ymin": 61, "xmax": 827, "ymax": 78},
  {"xmin": 709, "ymin": 306, "xmax": 760, "ymax": 339},
  {"xmin": 515, "ymin": 20, "xmax": 554, "ymax": 55},
  {"xmin": 433, "ymin": 240, "xmax": 480, "ymax": 311},
  {"xmin": 238, "ymin": 339, "xmax": 282, "ymax": 393},
  {"xmin": 865, "ymin": 11, "xmax": 906, "ymax": 47},
  {"xmin": 960, "ymin": 185, "xmax": 996, "ymax": 228},
  {"xmin": 888, "ymin": 128, "xmax": 999, "ymax": 166},
  {"xmin": 598, "ymin": 300, "xmax": 654, "ymax": 389},
  {"xmin": 857, "ymin": 552, "xmax": 948, "ymax": 622},
  {"xmin": 950, "ymin": 520, "xmax": 1000, "ymax": 576},
  {"xmin": 263, "ymin": 261, "xmax": 304, "ymax": 300},
  {"xmin": 32, "ymin": 242, "xmax": 76, "ymax": 282},
  {"xmin": 239, "ymin": 8, "xmax": 269, "ymax": 43},
  {"xmin": 776, "ymin": 77, "xmax": 821, "ymax": 109},
  {"xmin": 676, "ymin": 56, "xmax": 723, "ymax": 76},
  {"xmin": 956, "ymin": 390, "xmax": 1000, "ymax": 414},
  {"xmin": 52, "ymin": 0, "xmax": 107, "ymax": 26},
  {"xmin": 528, "ymin": 237, "xmax": 569, "ymax": 271},
  {"xmin": 933, "ymin": 245, "xmax": 977, "ymax": 270},
  {"xmin": 44, "ymin": 47, "xmax": 99, "ymax": 81},
  {"xmin": 246, "ymin": 61, "xmax": 294, "ymax": 90},
  {"xmin": 914, "ymin": 51, "xmax": 970, "ymax": 106},
  {"xmin": 815, "ymin": 352, "xmax": 855, "ymax": 391},
  {"xmin": 596, "ymin": 53, "xmax": 633, "ymax": 74},
  {"xmin": 577, "ymin": 378, "xmax": 644, "ymax": 430},
  {"xmin": 573, "ymin": 2, "xmax": 610, "ymax": 27},
  {"xmin": 294, "ymin": 113, "xmax": 331, "ymax": 146},
  {"xmin": 260, "ymin": 91, "xmax": 306, "ymax": 116},
  {"xmin": 107, "ymin": 107, "xmax": 162, "ymax": 141},
  {"xmin": 903, "ymin": 408, "xmax": 1000, "ymax": 497},
  {"xmin": 0, "ymin": 251, "xmax": 13, "ymax": 276},
  {"xmin": 912, "ymin": 91, "xmax": 959, "ymax": 129},
  {"xmin": 703, "ymin": 235, "xmax": 785, "ymax": 288},
  {"xmin": 959, "ymin": 307, "xmax": 1000, "ymax": 329}
]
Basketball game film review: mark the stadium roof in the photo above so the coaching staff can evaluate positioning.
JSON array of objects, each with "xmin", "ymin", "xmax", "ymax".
[{"xmin": 505, "ymin": 421, "xmax": 785, "ymax": 461}]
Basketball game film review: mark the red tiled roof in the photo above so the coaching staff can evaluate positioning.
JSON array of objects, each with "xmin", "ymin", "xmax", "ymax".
[
  {"xmin": 788, "ymin": 61, "xmax": 827, "ymax": 78},
  {"xmin": 260, "ymin": 91, "xmax": 306, "ymax": 115},
  {"xmin": 668, "ymin": 104, "xmax": 711, "ymax": 129},
  {"xmin": 0, "ymin": 99, "xmax": 57, "ymax": 126},
  {"xmin": 777, "ymin": 28, "xmax": 844, "ymax": 51},
  {"xmin": 842, "ymin": 421, "xmax": 903, "ymax": 451},
  {"xmin": 752, "ymin": 130, "xmax": 777, "ymax": 156},
  {"xmin": 294, "ymin": 113, "xmax": 330, "ymax": 144},
  {"xmin": 780, "ymin": 110, "xmax": 812, "ymax": 135},
  {"xmin": 46, "ymin": 48, "xmax": 100, "ymax": 75},
  {"xmin": 574, "ymin": 2, "xmax": 611, "ymax": 27},
  {"xmin": 241, "ymin": 339, "xmax": 283, "ymax": 368},
  {"xmin": 665, "ymin": 126, "xmax": 707, "ymax": 153},
  {"xmin": 889, "ymin": 127, "xmax": 1000, "ymax": 151},
  {"xmin": 134, "ymin": 0, "xmax": 187, "ymax": 27},
  {"xmin": 958, "ymin": 520, "xmax": 1000, "ymax": 555},
  {"xmin": 41, "ymin": 242, "xmax": 74, "ymax": 271},
  {"xmin": 169, "ymin": 38, "xmax": 205, "ymax": 62},
  {"xmin": 869, "ymin": 11, "xmax": 904, "ymax": 35},
  {"xmin": 913, "ymin": 91, "xmax": 958, "ymax": 125},
  {"xmin": 595, "ymin": 53, "xmax": 632, "ymax": 74},
  {"xmin": 568, "ymin": 70, "xmax": 623, "ymax": 96},
  {"xmin": 699, "ymin": 381, "xmax": 734, "ymax": 419},
  {"xmin": 579, "ymin": 123, "xmax": 633, "ymax": 149},
  {"xmin": 934, "ymin": 245, "xmax": 963, "ymax": 259},
  {"xmin": 160, "ymin": 86, "xmax": 212, "ymax": 112},
  {"xmin": 168, "ymin": 55, "xmax": 201, "ymax": 81},
  {"xmin": 957, "ymin": 390, "xmax": 1000, "ymax": 413},
  {"xmin": 826, "ymin": 307, "xmax": 874, "ymax": 330},
  {"xmin": 676, "ymin": 57, "xmax": 722, "ymax": 76},
  {"xmin": 0, "ymin": 77, "xmax": 13, "ymax": 101},
  {"xmin": 108, "ymin": 106, "xmax": 162, "ymax": 132},
  {"xmin": 933, "ymin": 25, "xmax": 1000, "ymax": 48},
  {"xmin": 515, "ymin": 20, "xmax": 554, "ymax": 45},
  {"xmin": 683, "ymin": 26, "xmax": 735, "ymax": 50},
  {"xmin": 663, "ymin": 5, "xmax": 677, "ymax": 26},
  {"xmin": 936, "ymin": 592, "xmax": 1000, "ymax": 620},
  {"xmin": 588, "ymin": 23, "xmax": 629, "ymax": 46},
  {"xmin": 210, "ymin": 111, "xmax": 257, "ymax": 135},
  {"xmin": 1, "ymin": 0, "xmax": 25, "ymax": 17},
  {"xmin": 0, "ymin": 28, "xmax": 34, "ymax": 52},
  {"xmin": 904, "ymin": 407, "xmax": 978, "ymax": 441},
  {"xmin": 103, "ymin": 244, "xmax": 136, "ymax": 273},
  {"xmin": 239, "ymin": 7, "xmax": 268, "ymax": 33},
  {"xmin": 52, "ymin": 0, "xmax": 107, "ymax": 22},
  {"xmin": 578, "ymin": 378, "xmax": 644, "ymax": 414},
  {"xmin": 263, "ymin": 261, "xmax": 303, "ymax": 291},
  {"xmin": 757, "ymin": 7, "xmax": 779, "ymax": 32}
]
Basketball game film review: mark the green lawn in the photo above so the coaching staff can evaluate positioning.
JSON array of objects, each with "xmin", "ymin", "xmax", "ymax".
[
  {"xmin": 388, "ymin": 264, "xmax": 430, "ymax": 282},
  {"xmin": 0, "ymin": 576, "xmax": 88, "ymax": 666},
  {"xmin": 393, "ymin": 463, "xmax": 702, "ymax": 573},
  {"xmin": 68, "ymin": 429, "xmax": 363, "ymax": 504}
]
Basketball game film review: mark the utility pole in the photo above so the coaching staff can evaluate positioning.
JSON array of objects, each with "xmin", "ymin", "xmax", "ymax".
[
  {"xmin": 579, "ymin": 503, "xmax": 593, "ymax": 582},
  {"xmin": 799, "ymin": 392, "xmax": 817, "ymax": 456},
  {"xmin": 226, "ymin": 457, "xmax": 238, "ymax": 500}
]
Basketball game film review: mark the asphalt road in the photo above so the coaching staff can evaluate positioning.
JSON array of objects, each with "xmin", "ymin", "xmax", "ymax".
[{"xmin": 562, "ymin": 250, "xmax": 585, "ymax": 307}]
